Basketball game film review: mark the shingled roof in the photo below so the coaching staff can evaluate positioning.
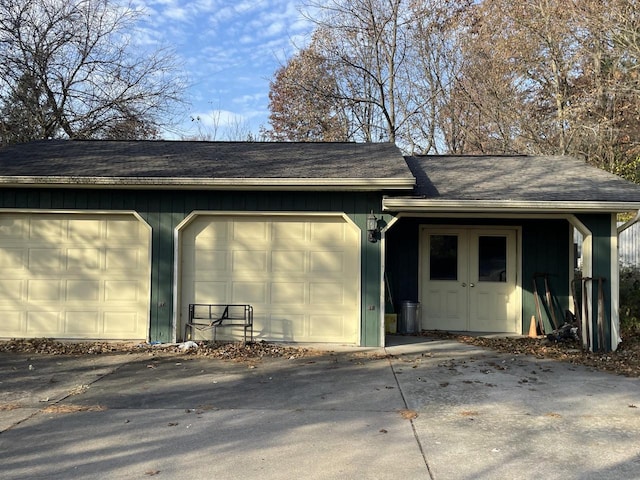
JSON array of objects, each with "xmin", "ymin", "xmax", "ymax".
[
  {"xmin": 3, "ymin": 143, "xmax": 640, "ymax": 212},
  {"xmin": 383, "ymin": 155, "xmax": 640, "ymax": 213},
  {"xmin": 0, "ymin": 140, "xmax": 415, "ymax": 191}
]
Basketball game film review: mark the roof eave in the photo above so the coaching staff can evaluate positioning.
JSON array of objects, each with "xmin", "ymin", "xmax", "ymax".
[
  {"xmin": 383, "ymin": 198, "xmax": 640, "ymax": 213},
  {"xmin": 0, "ymin": 176, "xmax": 416, "ymax": 191}
]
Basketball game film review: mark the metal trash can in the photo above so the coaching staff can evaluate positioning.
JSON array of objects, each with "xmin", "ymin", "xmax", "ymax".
[{"xmin": 399, "ymin": 301, "xmax": 420, "ymax": 334}]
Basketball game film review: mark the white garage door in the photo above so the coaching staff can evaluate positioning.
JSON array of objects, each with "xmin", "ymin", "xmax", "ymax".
[
  {"xmin": 0, "ymin": 213, "xmax": 151, "ymax": 340},
  {"xmin": 180, "ymin": 215, "xmax": 361, "ymax": 343}
]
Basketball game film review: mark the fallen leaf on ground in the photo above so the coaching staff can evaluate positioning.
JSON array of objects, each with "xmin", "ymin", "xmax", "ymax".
[
  {"xmin": 421, "ymin": 329, "xmax": 640, "ymax": 378},
  {"xmin": 68, "ymin": 384, "xmax": 89, "ymax": 395},
  {"xmin": 399, "ymin": 409, "xmax": 418, "ymax": 420},
  {"xmin": 41, "ymin": 404, "xmax": 107, "ymax": 413},
  {"xmin": 0, "ymin": 339, "xmax": 316, "ymax": 364}
]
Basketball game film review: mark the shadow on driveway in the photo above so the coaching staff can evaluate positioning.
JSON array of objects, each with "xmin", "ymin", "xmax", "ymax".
[{"xmin": 1, "ymin": 337, "xmax": 639, "ymax": 479}]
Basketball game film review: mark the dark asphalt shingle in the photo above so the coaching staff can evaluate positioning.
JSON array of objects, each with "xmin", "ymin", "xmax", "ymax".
[
  {"xmin": 0, "ymin": 140, "xmax": 413, "ymax": 181},
  {"xmin": 2, "ymin": 142, "xmax": 640, "ymax": 203},
  {"xmin": 405, "ymin": 155, "xmax": 640, "ymax": 202}
]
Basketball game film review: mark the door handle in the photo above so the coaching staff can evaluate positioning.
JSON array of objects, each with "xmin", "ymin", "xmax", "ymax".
[
  {"xmin": 470, "ymin": 283, "xmax": 475, "ymax": 287},
  {"xmin": 461, "ymin": 283, "xmax": 466, "ymax": 287}
]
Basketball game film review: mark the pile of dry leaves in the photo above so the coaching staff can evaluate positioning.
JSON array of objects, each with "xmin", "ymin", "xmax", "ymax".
[
  {"xmin": 0, "ymin": 338, "xmax": 312, "ymax": 360},
  {"xmin": 434, "ymin": 328, "xmax": 640, "ymax": 377},
  {"xmin": 3, "ymin": 329, "xmax": 640, "ymax": 376}
]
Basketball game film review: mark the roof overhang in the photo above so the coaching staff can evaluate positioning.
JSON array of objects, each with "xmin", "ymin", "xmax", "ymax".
[
  {"xmin": 0, "ymin": 176, "xmax": 416, "ymax": 191},
  {"xmin": 383, "ymin": 198, "xmax": 640, "ymax": 214}
]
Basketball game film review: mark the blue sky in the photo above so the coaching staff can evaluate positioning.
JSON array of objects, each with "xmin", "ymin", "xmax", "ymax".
[{"xmin": 131, "ymin": 0, "xmax": 314, "ymax": 139}]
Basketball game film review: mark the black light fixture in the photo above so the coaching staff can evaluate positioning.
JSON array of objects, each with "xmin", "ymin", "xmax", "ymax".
[{"xmin": 367, "ymin": 210, "xmax": 378, "ymax": 243}]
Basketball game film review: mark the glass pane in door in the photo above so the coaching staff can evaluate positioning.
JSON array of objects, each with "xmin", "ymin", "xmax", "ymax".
[
  {"xmin": 430, "ymin": 235, "xmax": 458, "ymax": 280},
  {"xmin": 478, "ymin": 236, "xmax": 507, "ymax": 282}
]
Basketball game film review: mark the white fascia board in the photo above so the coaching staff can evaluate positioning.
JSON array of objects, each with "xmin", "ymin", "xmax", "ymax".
[
  {"xmin": 0, "ymin": 176, "xmax": 416, "ymax": 191},
  {"xmin": 383, "ymin": 198, "xmax": 640, "ymax": 213}
]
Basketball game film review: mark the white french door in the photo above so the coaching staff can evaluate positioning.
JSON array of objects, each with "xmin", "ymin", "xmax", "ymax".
[{"xmin": 420, "ymin": 227, "xmax": 519, "ymax": 333}]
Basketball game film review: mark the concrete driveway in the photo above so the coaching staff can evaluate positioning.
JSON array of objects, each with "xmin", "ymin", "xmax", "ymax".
[{"xmin": 1, "ymin": 337, "xmax": 639, "ymax": 479}]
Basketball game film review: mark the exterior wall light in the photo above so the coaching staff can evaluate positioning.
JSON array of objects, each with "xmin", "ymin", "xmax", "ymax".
[{"xmin": 367, "ymin": 211, "xmax": 379, "ymax": 243}]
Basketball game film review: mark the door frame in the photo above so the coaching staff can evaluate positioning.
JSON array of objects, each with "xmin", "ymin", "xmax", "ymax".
[{"xmin": 418, "ymin": 225, "xmax": 522, "ymax": 333}]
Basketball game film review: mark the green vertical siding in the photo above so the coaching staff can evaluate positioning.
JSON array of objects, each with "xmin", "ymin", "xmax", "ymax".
[
  {"xmin": 0, "ymin": 188, "xmax": 383, "ymax": 345},
  {"xmin": 521, "ymin": 220, "xmax": 570, "ymax": 333},
  {"xmin": 577, "ymin": 213, "xmax": 614, "ymax": 350},
  {"xmin": 385, "ymin": 217, "xmax": 571, "ymax": 333},
  {"xmin": 358, "ymin": 194, "xmax": 384, "ymax": 346}
]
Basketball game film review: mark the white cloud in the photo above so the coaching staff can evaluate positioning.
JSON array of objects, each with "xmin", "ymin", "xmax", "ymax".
[
  {"xmin": 264, "ymin": 20, "xmax": 286, "ymax": 37},
  {"xmin": 126, "ymin": 0, "xmax": 317, "ymax": 138},
  {"xmin": 234, "ymin": 1, "xmax": 256, "ymax": 14},
  {"xmin": 233, "ymin": 93, "xmax": 266, "ymax": 105},
  {"xmin": 239, "ymin": 34, "xmax": 255, "ymax": 45},
  {"xmin": 164, "ymin": 6, "xmax": 190, "ymax": 21},
  {"xmin": 191, "ymin": 109, "xmax": 245, "ymax": 128}
]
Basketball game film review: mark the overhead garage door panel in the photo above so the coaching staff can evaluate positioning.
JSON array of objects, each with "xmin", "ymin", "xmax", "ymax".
[
  {"xmin": 181, "ymin": 215, "xmax": 360, "ymax": 343},
  {"xmin": 0, "ymin": 213, "xmax": 151, "ymax": 340}
]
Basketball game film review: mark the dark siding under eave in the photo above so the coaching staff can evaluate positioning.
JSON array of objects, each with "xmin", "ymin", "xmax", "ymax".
[
  {"xmin": 0, "ymin": 188, "xmax": 383, "ymax": 346},
  {"xmin": 385, "ymin": 218, "xmax": 420, "ymax": 311},
  {"xmin": 385, "ymin": 217, "xmax": 571, "ymax": 333},
  {"xmin": 521, "ymin": 220, "xmax": 571, "ymax": 333}
]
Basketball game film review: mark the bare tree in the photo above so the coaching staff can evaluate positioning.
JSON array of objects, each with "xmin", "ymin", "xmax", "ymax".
[
  {"xmin": 266, "ymin": 0, "xmax": 503, "ymax": 153},
  {"xmin": 266, "ymin": 0, "xmax": 640, "ymax": 176},
  {"xmin": 451, "ymin": 0, "xmax": 640, "ymax": 175},
  {"xmin": 0, "ymin": 0, "xmax": 185, "ymax": 144},
  {"xmin": 568, "ymin": 0, "xmax": 640, "ymax": 173},
  {"xmin": 186, "ymin": 107, "xmax": 264, "ymax": 142},
  {"xmin": 441, "ymin": 0, "xmax": 582, "ymax": 155},
  {"xmin": 224, "ymin": 116, "xmax": 255, "ymax": 142},
  {"xmin": 301, "ymin": 0, "xmax": 411, "ymax": 144},
  {"xmin": 407, "ymin": 0, "xmax": 474, "ymax": 154},
  {"xmin": 266, "ymin": 0, "xmax": 474, "ymax": 152}
]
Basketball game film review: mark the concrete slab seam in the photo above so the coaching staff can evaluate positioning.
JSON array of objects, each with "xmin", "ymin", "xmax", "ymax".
[
  {"xmin": 0, "ymin": 354, "xmax": 145, "ymax": 435},
  {"xmin": 385, "ymin": 348, "xmax": 435, "ymax": 480}
]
